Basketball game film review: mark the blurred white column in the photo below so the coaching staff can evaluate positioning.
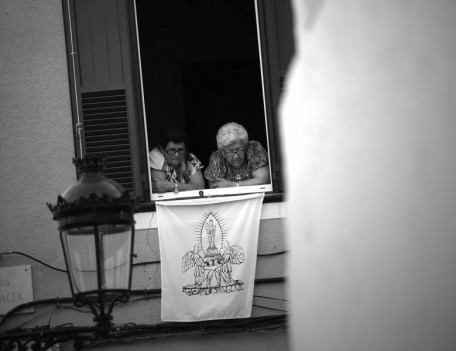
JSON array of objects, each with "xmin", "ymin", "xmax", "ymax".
[{"xmin": 281, "ymin": 1, "xmax": 456, "ymax": 350}]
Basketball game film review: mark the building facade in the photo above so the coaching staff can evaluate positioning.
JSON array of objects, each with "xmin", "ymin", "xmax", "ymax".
[{"xmin": 0, "ymin": 1, "xmax": 290, "ymax": 350}]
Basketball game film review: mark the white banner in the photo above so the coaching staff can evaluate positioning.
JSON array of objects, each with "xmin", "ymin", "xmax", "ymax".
[{"xmin": 156, "ymin": 193, "xmax": 264, "ymax": 321}]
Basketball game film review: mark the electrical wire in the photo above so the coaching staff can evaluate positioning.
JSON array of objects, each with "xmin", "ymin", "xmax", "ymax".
[
  {"xmin": 80, "ymin": 314, "xmax": 287, "ymax": 349},
  {"xmin": 0, "ymin": 247, "xmax": 287, "ymax": 330},
  {"xmin": 0, "ymin": 298, "xmax": 73, "ymax": 330},
  {"xmin": 58, "ymin": 306, "xmax": 92, "ymax": 314},
  {"xmin": 258, "ymin": 250, "xmax": 287, "ymax": 256},
  {"xmin": 132, "ymin": 260, "xmax": 160, "ymax": 267},
  {"xmin": 145, "ymin": 211, "xmax": 161, "ymax": 287},
  {"xmin": 0, "ymin": 297, "xmax": 287, "ymax": 348},
  {"xmin": 0, "ymin": 315, "xmax": 286, "ymax": 350},
  {"xmin": 253, "ymin": 294, "xmax": 288, "ymax": 302},
  {"xmin": 0, "ymin": 277, "xmax": 286, "ymax": 330},
  {"xmin": 4, "ymin": 309, "xmax": 54, "ymax": 332},
  {"xmin": 0, "ymin": 251, "xmax": 67, "ymax": 273},
  {"xmin": 1, "ymin": 250, "xmax": 287, "ymax": 272},
  {"xmin": 252, "ymin": 304, "xmax": 287, "ymax": 312}
]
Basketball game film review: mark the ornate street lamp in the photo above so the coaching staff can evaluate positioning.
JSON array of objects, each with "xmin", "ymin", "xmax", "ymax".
[{"xmin": 47, "ymin": 155, "xmax": 136, "ymax": 336}]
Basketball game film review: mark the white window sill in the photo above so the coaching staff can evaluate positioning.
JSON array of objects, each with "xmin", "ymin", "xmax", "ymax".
[{"xmin": 134, "ymin": 201, "xmax": 287, "ymax": 230}]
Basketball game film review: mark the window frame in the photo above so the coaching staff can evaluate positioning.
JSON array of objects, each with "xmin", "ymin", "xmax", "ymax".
[
  {"xmin": 135, "ymin": 0, "xmax": 286, "ymax": 202},
  {"xmin": 62, "ymin": 0, "xmax": 290, "ymax": 208}
]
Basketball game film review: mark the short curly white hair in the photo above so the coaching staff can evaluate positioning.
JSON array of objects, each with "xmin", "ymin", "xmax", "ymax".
[{"xmin": 216, "ymin": 122, "xmax": 249, "ymax": 149}]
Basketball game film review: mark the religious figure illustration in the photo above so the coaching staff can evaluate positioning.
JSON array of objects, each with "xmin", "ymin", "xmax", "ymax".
[
  {"xmin": 182, "ymin": 243, "xmax": 206, "ymax": 288},
  {"xmin": 205, "ymin": 219, "xmax": 216, "ymax": 249},
  {"xmin": 181, "ymin": 212, "xmax": 245, "ymax": 296}
]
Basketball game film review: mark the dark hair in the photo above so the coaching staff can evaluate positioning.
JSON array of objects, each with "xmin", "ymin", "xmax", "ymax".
[{"xmin": 158, "ymin": 127, "xmax": 188, "ymax": 149}]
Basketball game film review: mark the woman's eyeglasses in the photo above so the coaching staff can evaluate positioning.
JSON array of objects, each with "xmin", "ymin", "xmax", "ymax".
[
  {"xmin": 223, "ymin": 148, "xmax": 245, "ymax": 157},
  {"xmin": 165, "ymin": 148, "xmax": 185, "ymax": 156}
]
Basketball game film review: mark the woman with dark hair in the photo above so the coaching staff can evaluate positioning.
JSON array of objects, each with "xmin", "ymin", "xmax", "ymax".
[{"xmin": 149, "ymin": 127, "xmax": 205, "ymax": 193}]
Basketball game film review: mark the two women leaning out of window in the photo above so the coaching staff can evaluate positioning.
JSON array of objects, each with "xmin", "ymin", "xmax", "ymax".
[{"xmin": 149, "ymin": 123, "xmax": 270, "ymax": 194}]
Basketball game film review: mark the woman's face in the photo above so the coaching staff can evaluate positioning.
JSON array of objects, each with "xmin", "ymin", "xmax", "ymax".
[
  {"xmin": 164, "ymin": 141, "xmax": 186, "ymax": 168},
  {"xmin": 221, "ymin": 140, "xmax": 246, "ymax": 169}
]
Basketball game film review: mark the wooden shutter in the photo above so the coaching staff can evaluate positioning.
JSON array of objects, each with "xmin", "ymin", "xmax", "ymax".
[
  {"xmin": 81, "ymin": 89, "xmax": 135, "ymax": 192},
  {"xmin": 62, "ymin": 0, "xmax": 149, "ymax": 201}
]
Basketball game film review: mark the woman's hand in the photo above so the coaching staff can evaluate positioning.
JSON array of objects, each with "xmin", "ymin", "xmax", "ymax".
[
  {"xmin": 210, "ymin": 178, "xmax": 236, "ymax": 188},
  {"xmin": 152, "ymin": 179, "xmax": 174, "ymax": 193}
]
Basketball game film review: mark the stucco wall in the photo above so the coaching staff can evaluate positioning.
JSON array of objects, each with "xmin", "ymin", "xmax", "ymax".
[
  {"xmin": 283, "ymin": 0, "xmax": 456, "ymax": 350},
  {"xmin": 0, "ymin": 0, "xmax": 75, "ymax": 298},
  {"xmin": 0, "ymin": 1, "xmax": 288, "ymax": 349}
]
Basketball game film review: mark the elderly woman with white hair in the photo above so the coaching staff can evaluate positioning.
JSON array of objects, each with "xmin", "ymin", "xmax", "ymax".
[{"xmin": 204, "ymin": 122, "xmax": 270, "ymax": 188}]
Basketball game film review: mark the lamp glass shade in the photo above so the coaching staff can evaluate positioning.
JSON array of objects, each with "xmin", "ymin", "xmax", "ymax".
[{"xmin": 61, "ymin": 224, "xmax": 133, "ymax": 297}]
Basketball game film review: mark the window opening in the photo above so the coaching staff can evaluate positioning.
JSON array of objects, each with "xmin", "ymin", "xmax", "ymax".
[{"xmin": 135, "ymin": 0, "xmax": 273, "ymax": 200}]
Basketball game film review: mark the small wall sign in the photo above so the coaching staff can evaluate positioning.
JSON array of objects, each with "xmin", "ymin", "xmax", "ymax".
[{"xmin": 0, "ymin": 265, "xmax": 34, "ymax": 315}]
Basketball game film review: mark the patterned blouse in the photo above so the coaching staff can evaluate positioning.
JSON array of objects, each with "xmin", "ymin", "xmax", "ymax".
[
  {"xmin": 204, "ymin": 140, "xmax": 268, "ymax": 183},
  {"xmin": 149, "ymin": 147, "xmax": 204, "ymax": 183}
]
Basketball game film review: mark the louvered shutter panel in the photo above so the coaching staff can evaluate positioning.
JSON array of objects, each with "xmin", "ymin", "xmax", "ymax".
[
  {"xmin": 63, "ymin": 0, "xmax": 149, "ymax": 200},
  {"xmin": 81, "ymin": 89, "xmax": 134, "ymax": 193}
]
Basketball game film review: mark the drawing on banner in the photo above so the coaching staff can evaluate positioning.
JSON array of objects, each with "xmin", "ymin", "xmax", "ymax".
[{"xmin": 181, "ymin": 212, "xmax": 245, "ymax": 296}]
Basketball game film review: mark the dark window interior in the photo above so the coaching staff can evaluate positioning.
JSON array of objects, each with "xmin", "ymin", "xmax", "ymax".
[{"xmin": 136, "ymin": 0, "xmax": 269, "ymax": 169}]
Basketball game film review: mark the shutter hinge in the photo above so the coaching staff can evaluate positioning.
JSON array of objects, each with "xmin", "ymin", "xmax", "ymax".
[{"xmin": 75, "ymin": 122, "xmax": 83, "ymax": 138}]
